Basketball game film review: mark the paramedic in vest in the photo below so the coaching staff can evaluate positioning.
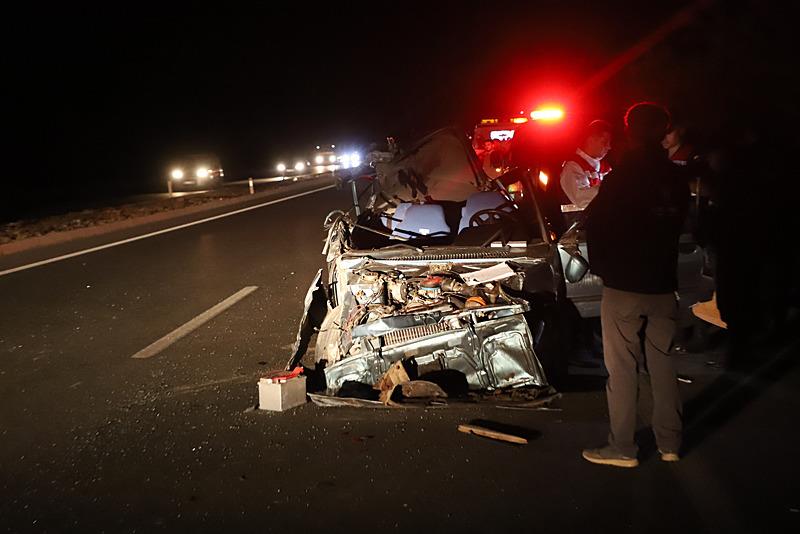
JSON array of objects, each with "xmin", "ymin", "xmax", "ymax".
[{"xmin": 560, "ymin": 120, "xmax": 613, "ymax": 209}]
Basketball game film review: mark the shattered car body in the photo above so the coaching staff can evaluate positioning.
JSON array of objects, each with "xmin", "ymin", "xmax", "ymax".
[
  {"xmin": 288, "ymin": 128, "xmax": 561, "ymax": 400},
  {"xmin": 310, "ymin": 257, "xmax": 548, "ymax": 394}
]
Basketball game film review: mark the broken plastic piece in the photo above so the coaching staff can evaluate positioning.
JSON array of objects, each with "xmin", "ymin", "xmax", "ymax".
[
  {"xmin": 374, "ymin": 361, "xmax": 410, "ymax": 404},
  {"xmin": 464, "ymin": 296, "xmax": 487, "ymax": 309},
  {"xmin": 262, "ymin": 366, "xmax": 303, "ymax": 384},
  {"xmin": 462, "ymin": 262, "xmax": 516, "ymax": 286},
  {"xmin": 400, "ymin": 380, "xmax": 448, "ymax": 399}
]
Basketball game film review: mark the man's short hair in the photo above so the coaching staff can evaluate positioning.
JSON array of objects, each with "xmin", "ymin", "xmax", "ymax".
[
  {"xmin": 584, "ymin": 119, "xmax": 612, "ymax": 140},
  {"xmin": 624, "ymin": 102, "xmax": 671, "ymax": 142}
]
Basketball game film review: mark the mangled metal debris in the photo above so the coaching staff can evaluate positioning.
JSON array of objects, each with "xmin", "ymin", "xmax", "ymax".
[
  {"xmin": 375, "ymin": 361, "xmax": 410, "ymax": 404},
  {"xmin": 287, "ymin": 128, "xmax": 558, "ymax": 406},
  {"xmin": 289, "ymin": 260, "xmax": 549, "ymax": 403}
]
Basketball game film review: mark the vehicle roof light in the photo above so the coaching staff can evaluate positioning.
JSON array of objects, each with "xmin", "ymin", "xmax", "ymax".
[
  {"xmin": 510, "ymin": 117, "xmax": 528, "ymax": 124},
  {"xmin": 539, "ymin": 170, "xmax": 549, "ymax": 187},
  {"xmin": 531, "ymin": 108, "xmax": 565, "ymax": 121},
  {"xmin": 489, "ymin": 130, "xmax": 515, "ymax": 141}
]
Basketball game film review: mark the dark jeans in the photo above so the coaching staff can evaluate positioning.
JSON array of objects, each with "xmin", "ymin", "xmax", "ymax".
[{"xmin": 601, "ymin": 287, "xmax": 682, "ymax": 457}]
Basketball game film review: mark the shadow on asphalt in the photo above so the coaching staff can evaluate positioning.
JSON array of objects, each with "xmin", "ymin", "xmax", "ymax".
[
  {"xmin": 557, "ymin": 372, "xmax": 607, "ymax": 393},
  {"xmin": 680, "ymin": 335, "xmax": 800, "ymax": 456}
]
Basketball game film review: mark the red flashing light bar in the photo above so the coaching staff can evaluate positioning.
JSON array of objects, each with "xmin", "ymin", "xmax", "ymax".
[{"xmin": 530, "ymin": 108, "xmax": 565, "ymax": 121}]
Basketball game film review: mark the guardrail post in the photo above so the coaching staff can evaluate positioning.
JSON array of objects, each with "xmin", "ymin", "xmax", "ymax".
[
  {"xmin": 248, "ymin": 177, "xmax": 254, "ymax": 195},
  {"xmin": 167, "ymin": 179, "xmax": 173, "ymax": 198}
]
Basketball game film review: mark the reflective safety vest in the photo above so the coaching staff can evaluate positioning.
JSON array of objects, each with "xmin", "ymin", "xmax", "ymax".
[{"xmin": 564, "ymin": 155, "xmax": 612, "ymax": 187}]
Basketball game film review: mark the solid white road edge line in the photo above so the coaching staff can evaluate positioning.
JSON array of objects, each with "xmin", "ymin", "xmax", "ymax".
[
  {"xmin": 131, "ymin": 286, "xmax": 259, "ymax": 359},
  {"xmin": 0, "ymin": 183, "xmax": 336, "ymax": 278}
]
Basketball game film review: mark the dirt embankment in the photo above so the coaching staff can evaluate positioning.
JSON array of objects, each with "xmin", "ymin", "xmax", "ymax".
[{"xmin": 0, "ymin": 190, "xmax": 252, "ymax": 245}]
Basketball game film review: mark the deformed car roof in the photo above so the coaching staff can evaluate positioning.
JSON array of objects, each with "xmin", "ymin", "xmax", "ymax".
[{"xmin": 374, "ymin": 127, "xmax": 490, "ymax": 203}]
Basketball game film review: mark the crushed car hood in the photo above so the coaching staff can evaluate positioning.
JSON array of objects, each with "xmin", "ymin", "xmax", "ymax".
[{"xmin": 289, "ymin": 252, "xmax": 552, "ymax": 401}]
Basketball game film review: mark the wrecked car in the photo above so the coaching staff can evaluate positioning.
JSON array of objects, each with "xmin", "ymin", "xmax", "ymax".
[{"xmin": 287, "ymin": 127, "xmax": 566, "ymax": 403}]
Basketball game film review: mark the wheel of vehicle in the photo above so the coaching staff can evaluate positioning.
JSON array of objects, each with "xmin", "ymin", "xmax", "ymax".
[{"xmin": 468, "ymin": 208, "xmax": 518, "ymax": 227}]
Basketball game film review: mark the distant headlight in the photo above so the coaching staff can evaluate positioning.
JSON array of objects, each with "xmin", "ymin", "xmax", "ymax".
[
  {"xmin": 294, "ymin": 162, "xmax": 306, "ymax": 172},
  {"xmin": 171, "ymin": 169, "xmax": 184, "ymax": 179},
  {"xmin": 277, "ymin": 163, "xmax": 286, "ymax": 173},
  {"xmin": 195, "ymin": 168, "xmax": 209, "ymax": 178},
  {"xmin": 314, "ymin": 155, "xmax": 324, "ymax": 165},
  {"xmin": 328, "ymin": 155, "xmax": 336, "ymax": 163}
]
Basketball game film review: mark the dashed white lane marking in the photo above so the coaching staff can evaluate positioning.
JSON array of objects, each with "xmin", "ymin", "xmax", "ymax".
[
  {"xmin": 0, "ymin": 183, "xmax": 335, "ymax": 277},
  {"xmin": 131, "ymin": 286, "xmax": 258, "ymax": 359}
]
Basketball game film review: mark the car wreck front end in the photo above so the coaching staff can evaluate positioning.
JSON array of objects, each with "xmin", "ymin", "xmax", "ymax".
[
  {"xmin": 288, "ymin": 128, "xmax": 561, "ymax": 405},
  {"xmin": 318, "ymin": 249, "xmax": 553, "ymax": 394}
]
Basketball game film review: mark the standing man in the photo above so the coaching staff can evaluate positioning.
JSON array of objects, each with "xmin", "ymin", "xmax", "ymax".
[
  {"xmin": 559, "ymin": 120, "xmax": 613, "ymax": 210},
  {"xmin": 582, "ymin": 103, "xmax": 689, "ymax": 467}
]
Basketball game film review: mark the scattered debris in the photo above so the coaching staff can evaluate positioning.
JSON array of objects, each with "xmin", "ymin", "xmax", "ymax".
[
  {"xmin": 374, "ymin": 361, "xmax": 410, "ymax": 404},
  {"xmin": 308, "ymin": 393, "xmax": 387, "ymax": 408},
  {"xmin": 470, "ymin": 386, "xmax": 560, "ymax": 404},
  {"xmin": 458, "ymin": 424, "xmax": 528, "ymax": 445},
  {"xmin": 497, "ymin": 405, "xmax": 562, "ymax": 412},
  {"xmin": 677, "ymin": 375, "xmax": 694, "ymax": 384},
  {"xmin": 691, "ymin": 293, "xmax": 727, "ymax": 329},
  {"xmin": 400, "ymin": 380, "xmax": 448, "ymax": 399},
  {"xmin": 258, "ymin": 367, "xmax": 307, "ymax": 411}
]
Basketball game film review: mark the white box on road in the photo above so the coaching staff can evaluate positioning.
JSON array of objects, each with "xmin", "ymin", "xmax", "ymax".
[{"xmin": 258, "ymin": 375, "xmax": 307, "ymax": 411}]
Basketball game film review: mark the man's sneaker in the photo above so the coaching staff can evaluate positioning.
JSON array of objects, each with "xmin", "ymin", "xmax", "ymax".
[
  {"xmin": 659, "ymin": 450, "xmax": 680, "ymax": 462},
  {"xmin": 582, "ymin": 446, "xmax": 639, "ymax": 468}
]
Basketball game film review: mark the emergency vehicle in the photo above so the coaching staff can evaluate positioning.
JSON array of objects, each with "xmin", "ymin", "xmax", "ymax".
[{"xmin": 471, "ymin": 114, "xmax": 531, "ymax": 178}]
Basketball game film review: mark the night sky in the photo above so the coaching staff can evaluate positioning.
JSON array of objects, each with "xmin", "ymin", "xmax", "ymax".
[{"xmin": 3, "ymin": 1, "xmax": 792, "ymax": 221}]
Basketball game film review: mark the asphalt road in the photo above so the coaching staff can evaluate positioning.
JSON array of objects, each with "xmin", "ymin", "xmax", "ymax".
[{"xmin": 1, "ymin": 183, "xmax": 798, "ymax": 533}]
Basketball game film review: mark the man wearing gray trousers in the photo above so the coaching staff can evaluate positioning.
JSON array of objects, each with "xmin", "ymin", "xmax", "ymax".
[{"xmin": 582, "ymin": 102, "xmax": 689, "ymax": 467}]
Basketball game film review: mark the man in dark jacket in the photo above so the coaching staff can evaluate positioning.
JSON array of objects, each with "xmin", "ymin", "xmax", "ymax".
[{"xmin": 582, "ymin": 102, "xmax": 689, "ymax": 468}]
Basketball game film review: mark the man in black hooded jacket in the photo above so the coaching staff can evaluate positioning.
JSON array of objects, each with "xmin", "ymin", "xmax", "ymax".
[{"xmin": 582, "ymin": 102, "xmax": 689, "ymax": 468}]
